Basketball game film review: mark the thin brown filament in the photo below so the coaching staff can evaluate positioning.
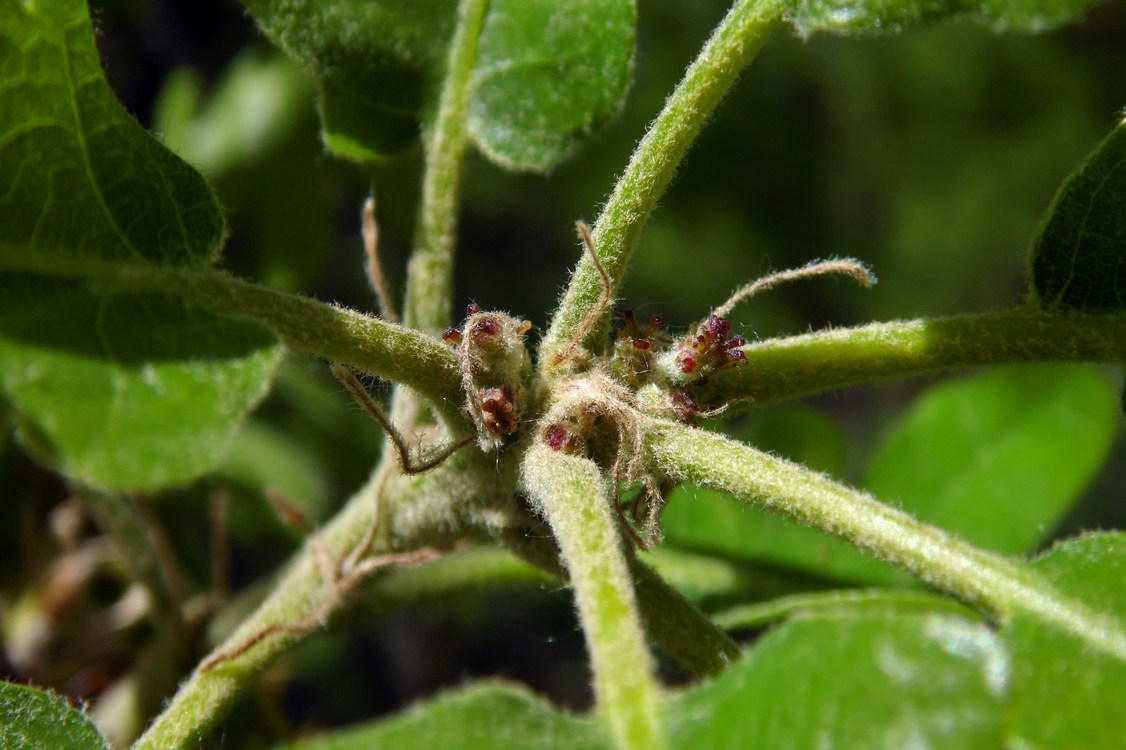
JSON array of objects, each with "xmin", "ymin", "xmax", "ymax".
[
  {"xmin": 552, "ymin": 221, "xmax": 613, "ymax": 365},
  {"xmin": 362, "ymin": 197, "xmax": 400, "ymax": 323},
  {"xmin": 711, "ymin": 258, "xmax": 876, "ymax": 319},
  {"xmin": 198, "ymin": 547, "xmax": 441, "ymax": 672},
  {"xmin": 331, "ymin": 363, "xmax": 473, "ymax": 475}
]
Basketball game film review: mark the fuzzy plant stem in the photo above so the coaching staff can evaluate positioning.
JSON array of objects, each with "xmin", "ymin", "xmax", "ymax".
[
  {"xmin": 694, "ymin": 308, "xmax": 1126, "ymax": 407},
  {"xmin": 648, "ymin": 420, "xmax": 1126, "ymax": 660},
  {"xmin": 130, "ymin": 476, "xmax": 384, "ymax": 750},
  {"xmin": 0, "ymin": 252, "xmax": 467, "ymax": 426},
  {"xmin": 542, "ymin": 0, "xmax": 782, "ymax": 359},
  {"xmin": 401, "ymin": 0, "xmax": 488, "ymax": 335},
  {"xmin": 522, "ymin": 444, "xmax": 665, "ymax": 750}
]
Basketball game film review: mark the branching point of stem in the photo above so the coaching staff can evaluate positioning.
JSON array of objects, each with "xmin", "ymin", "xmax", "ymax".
[{"xmin": 332, "ymin": 363, "xmax": 474, "ymax": 474}]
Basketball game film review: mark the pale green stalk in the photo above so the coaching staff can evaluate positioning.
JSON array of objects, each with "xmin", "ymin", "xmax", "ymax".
[
  {"xmin": 542, "ymin": 0, "xmax": 783, "ymax": 360},
  {"xmin": 649, "ymin": 420, "xmax": 1126, "ymax": 660},
  {"xmin": 693, "ymin": 308, "xmax": 1126, "ymax": 408},
  {"xmin": 402, "ymin": 0, "xmax": 489, "ymax": 334},
  {"xmin": 521, "ymin": 444, "xmax": 665, "ymax": 750}
]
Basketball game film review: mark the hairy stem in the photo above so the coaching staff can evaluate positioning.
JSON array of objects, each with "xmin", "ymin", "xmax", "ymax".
[
  {"xmin": 693, "ymin": 308, "xmax": 1126, "ymax": 408},
  {"xmin": 132, "ymin": 475, "xmax": 384, "ymax": 750},
  {"xmin": 649, "ymin": 421, "xmax": 1126, "ymax": 660},
  {"xmin": 1, "ymin": 253, "xmax": 467, "ymax": 427},
  {"xmin": 402, "ymin": 0, "xmax": 488, "ymax": 335},
  {"xmin": 542, "ymin": 0, "xmax": 782, "ymax": 361},
  {"xmin": 133, "ymin": 445, "xmax": 513, "ymax": 750},
  {"xmin": 522, "ymin": 444, "xmax": 665, "ymax": 750}
]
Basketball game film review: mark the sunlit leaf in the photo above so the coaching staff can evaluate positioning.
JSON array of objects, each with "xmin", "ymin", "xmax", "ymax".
[
  {"xmin": 468, "ymin": 0, "xmax": 635, "ymax": 171},
  {"xmin": 1001, "ymin": 532, "xmax": 1126, "ymax": 749},
  {"xmin": 0, "ymin": 682, "xmax": 109, "ymax": 750},
  {"xmin": 0, "ymin": 0, "xmax": 281, "ymax": 491},
  {"xmin": 786, "ymin": 0, "xmax": 1101, "ymax": 38},
  {"xmin": 670, "ymin": 612, "xmax": 1007, "ymax": 748},
  {"xmin": 242, "ymin": 0, "xmax": 635, "ymax": 169},
  {"xmin": 866, "ymin": 365, "xmax": 1117, "ymax": 554}
]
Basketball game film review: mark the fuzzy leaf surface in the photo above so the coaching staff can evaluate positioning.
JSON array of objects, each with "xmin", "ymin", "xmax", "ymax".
[
  {"xmin": 0, "ymin": 0, "xmax": 281, "ymax": 491},
  {"xmin": 468, "ymin": 0, "xmax": 635, "ymax": 171},
  {"xmin": 1032, "ymin": 120, "xmax": 1126, "ymax": 312},
  {"xmin": 0, "ymin": 682, "xmax": 109, "ymax": 750},
  {"xmin": 1001, "ymin": 532, "xmax": 1126, "ymax": 749},
  {"xmin": 669, "ymin": 612, "xmax": 1007, "ymax": 748},
  {"xmin": 866, "ymin": 365, "xmax": 1116, "ymax": 554},
  {"xmin": 785, "ymin": 0, "xmax": 1102, "ymax": 37},
  {"xmin": 242, "ymin": 0, "xmax": 635, "ymax": 169},
  {"xmin": 271, "ymin": 681, "xmax": 608, "ymax": 750}
]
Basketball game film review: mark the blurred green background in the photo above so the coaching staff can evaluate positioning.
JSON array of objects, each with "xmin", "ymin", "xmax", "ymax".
[{"xmin": 2, "ymin": 0, "xmax": 1125, "ymax": 745}]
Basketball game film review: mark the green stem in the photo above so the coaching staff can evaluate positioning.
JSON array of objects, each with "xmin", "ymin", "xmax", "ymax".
[
  {"xmin": 132, "ymin": 474, "xmax": 383, "ymax": 750},
  {"xmin": 541, "ymin": 0, "xmax": 782, "ymax": 361},
  {"xmin": 648, "ymin": 421, "xmax": 1126, "ymax": 660},
  {"xmin": 521, "ymin": 444, "xmax": 665, "ymax": 750},
  {"xmin": 402, "ymin": 0, "xmax": 488, "ymax": 335},
  {"xmin": 1, "ymin": 253, "xmax": 467, "ymax": 427},
  {"xmin": 496, "ymin": 527, "xmax": 740, "ymax": 678},
  {"xmin": 132, "ymin": 447, "xmax": 512, "ymax": 750},
  {"xmin": 693, "ymin": 308, "xmax": 1126, "ymax": 408}
]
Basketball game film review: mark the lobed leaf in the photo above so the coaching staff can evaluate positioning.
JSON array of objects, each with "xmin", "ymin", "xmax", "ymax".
[
  {"xmin": 242, "ymin": 0, "xmax": 635, "ymax": 169},
  {"xmin": 669, "ymin": 612, "xmax": 1008, "ymax": 748},
  {"xmin": 865, "ymin": 365, "xmax": 1117, "ymax": 555},
  {"xmin": 1032, "ymin": 119, "xmax": 1126, "ymax": 313},
  {"xmin": 0, "ymin": 682, "xmax": 109, "ymax": 750},
  {"xmin": 0, "ymin": 0, "xmax": 281, "ymax": 491},
  {"xmin": 271, "ymin": 681, "xmax": 608, "ymax": 750},
  {"xmin": 1001, "ymin": 532, "xmax": 1126, "ymax": 749},
  {"xmin": 784, "ymin": 0, "xmax": 1101, "ymax": 37}
]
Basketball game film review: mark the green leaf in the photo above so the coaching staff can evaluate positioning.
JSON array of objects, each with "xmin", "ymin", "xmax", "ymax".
[
  {"xmin": 1001, "ymin": 532, "xmax": 1126, "ymax": 749},
  {"xmin": 0, "ymin": 682, "xmax": 109, "ymax": 750},
  {"xmin": 671, "ymin": 612, "xmax": 1007, "ymax": 749},
  {"xmin": 865, "ymin": 365, "xmax": 1117, "ymax": 555},
  {"xmin": 468, "ymin": 0, "xmax": 635, "ymax": 171},
  {"xmin": 785, "ymin": 0, "xmax": 1101, "ymax": 37},
  {"xmin": 242, "ymin": 0, "xmax": 457, "ymax": 161},
  {"xmin": 0, "ymin": 278, "xmax": 279, "ymax": 491},
  {"xmin": 1032, "ymin": 120, "xmax": 1126, "ymax": 312},
  {"xmin": 0, "ymin": 0, "xmax": 281, "ymax": 491},
  {"xmin": 242, "ymin": 0, "xmax": 635, "ymax": 169},
  {"xmin": 271, "ymin": 681, "xmax": 608, "ymax": 750},
  {"xmin": 0, "ymin": 1, "xmax": 222, "ymax": 266}
]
